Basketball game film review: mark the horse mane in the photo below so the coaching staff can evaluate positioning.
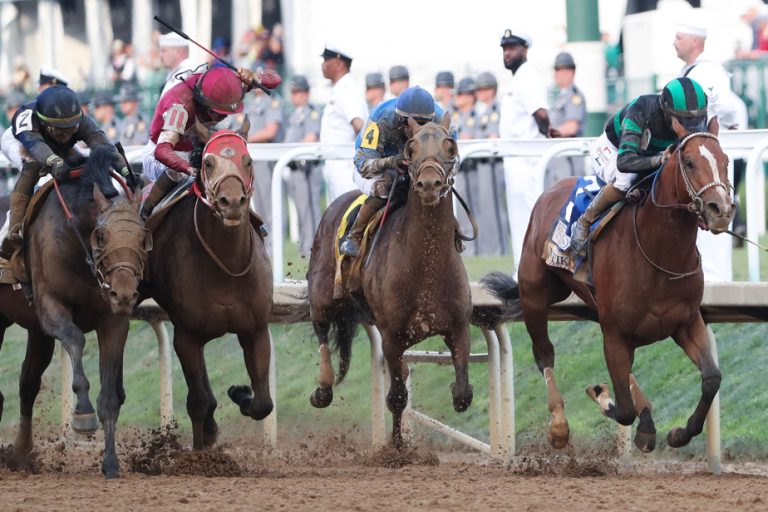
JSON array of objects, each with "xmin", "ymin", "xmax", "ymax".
[{"xmin": 74, "ymin": 145, "xmax": 120, "ymax": 201}]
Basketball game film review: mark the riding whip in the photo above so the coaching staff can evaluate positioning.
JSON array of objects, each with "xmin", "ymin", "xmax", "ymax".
[{"xmin": 153, "ymin": 15, "xmax": 281, "ymax": 95}]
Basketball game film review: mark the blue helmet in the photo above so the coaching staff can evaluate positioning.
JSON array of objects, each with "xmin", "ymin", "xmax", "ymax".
[
  {"xmin": 36, "ymin": 85, "xmax": 82, "ymax": 128},
  {"xmin": 395, "ymin": 86, "xmax": 435, "ymax": 121}
]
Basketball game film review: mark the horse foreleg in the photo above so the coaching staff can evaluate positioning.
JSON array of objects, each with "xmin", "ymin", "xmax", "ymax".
[
  {"xmin": 668, "ymin": 318, "xmax": 721, "ymax": 448},
  {"xmin": 444, "ymin": 327, "xmax": 473, "ymax": 412},
  {"xmin": 173, "ymin": 328, "xmax": 211, "ymax": 450},
  {"xmin": 382, "ymin": 337, "xmax": 408, "ymax": 449},
  {"xmin": 524, "ymin": 300, "xmax": 570, "ymax": 449},
  {"xmin": 95, "ymin": 318, "xmax": 129, "ymax": 479},
  {"xmin": 15, "ymin": 329, "xmax": 55, "ymax": 464},
  {"xmin": 37, "ymin": 295, "xmax": 97, "ymax": 433},
  {"xmin": 629, "ymin": 374, "xmax": 656, "ymax": 452},
  {"xmin": 231, "ymin": 325, "xmax": 274, "ymax": 422},
  {"xmin": 309, "ymin": 320, "xmax": 335, "ymax": 408},
  {"xmin": 601, "ymin": 335, "xmax": 636, "ymax": 427}
]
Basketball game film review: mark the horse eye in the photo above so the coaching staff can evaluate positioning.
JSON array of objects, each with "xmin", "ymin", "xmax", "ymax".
[{"xmin": 684, "ymin": 158, "xmax": 694, "ymax": 169}]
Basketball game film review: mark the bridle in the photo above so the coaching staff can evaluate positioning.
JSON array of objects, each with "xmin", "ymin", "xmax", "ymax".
[
  {"xmin": 407, "ymin": 122, "xmax": 457, "ymax": 199},
  {"xmin": 195, "ymin": 131, "xmax": 254, "ymax": 213}
]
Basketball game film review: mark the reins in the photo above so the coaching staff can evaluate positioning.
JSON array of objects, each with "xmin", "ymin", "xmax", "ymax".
[{"xmin": 193, "ymin": 196, "xmax": 255, "ymax": 277}]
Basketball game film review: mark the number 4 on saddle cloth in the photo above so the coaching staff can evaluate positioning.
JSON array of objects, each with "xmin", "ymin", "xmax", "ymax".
[{"xmin": 543, "ymin": 175, "xmax": 628, "ymax": 286}]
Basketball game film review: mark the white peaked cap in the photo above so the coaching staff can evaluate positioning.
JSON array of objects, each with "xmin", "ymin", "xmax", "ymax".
[{"xmin": 159, "ymin": 32, "xmax": 189, "ymax": 48}]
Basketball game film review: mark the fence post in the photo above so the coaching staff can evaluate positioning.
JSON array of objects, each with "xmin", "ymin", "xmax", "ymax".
[
  {"xmin": 151, "ymin": 319, "xmax": 173, "ymax": 427},
  {"xmin": 705, "ymin": 325, "xmax": 721, "ymax": 475}
]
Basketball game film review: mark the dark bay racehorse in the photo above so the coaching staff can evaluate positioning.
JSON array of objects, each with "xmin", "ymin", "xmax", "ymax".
[
  {"xmin": 307, "ymin": 115, "xmax": 473, "ymax": 447},
  {"xmin": 5, "ymin": 147, "xmax": 150, "ymax": 478},
  {"xmin": 141, "ymin": 118, "xmax": 273, "ymax": 450},
  {"xmin": 484, "ymin": 117, "xmax": 734, "ymax": 452}
]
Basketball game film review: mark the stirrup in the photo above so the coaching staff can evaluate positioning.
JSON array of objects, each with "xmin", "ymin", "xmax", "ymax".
[
  {"xmin": 569, "ymin": 223, "xmax": 589, "ymax": 253},
  {"xmin": 339, "ymin": 237, "xmax": 361, "ymax": 258}
]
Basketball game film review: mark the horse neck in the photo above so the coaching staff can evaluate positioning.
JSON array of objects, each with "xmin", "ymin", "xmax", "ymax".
[
  {"xmin": 194, "ymin": 199, "xmax": 253, "ymax": 266},
  {"xmin": 401, "ymin": 188, "xmax": 456, "ymax": 261}
]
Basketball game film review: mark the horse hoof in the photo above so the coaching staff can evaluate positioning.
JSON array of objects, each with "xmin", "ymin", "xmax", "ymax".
[
  {"xmin": 451, "ymin": 383, "xmax": 473, "ymax": 412},
  {"xmin": 309, "ymin": 387, "xmax": 333, "ymax": 408},
  {"xmin": 203, "ymin": 427, "xmax": 220, "ymax": 448},
  {"xmin": 666, "ymin": 427, "xmax": 690, "ymax": 448},
  {"xmin": 634, "ymin": 429, "xmax": 656, "ymax": 453},
  {"xmin": 548, "ymin": 420, "xmax": 570, "ymax": 449},
  {"xmin": 251, "ymin": 400, "xmax": 273, "ymax": 421},
  {"xmin": 102, "ymin": 455, "xmax": 119, "ymax": 480},
  {"xmin": 72, "ymin": 412, "xmax": 99, "ymax": 434}
]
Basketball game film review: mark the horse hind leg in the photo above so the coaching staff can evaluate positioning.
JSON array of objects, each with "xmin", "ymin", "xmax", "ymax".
[
  {"xmin": 629, "ymin": 374, "xmax": 656, "ymax": 452},
  {"xmin": 15, "ymin": 330, "xmax": 55, "ymax": 464},
  {"xmin": 309, "ymin": 320, "xmax": 335, "ymax": 408},
  {"xmin": 173, "ymin": 329, "xmax": 213, "ymax": 450},
  {"xmin": 588, "ymin": 336, "xmax": 637, "ymax": 428},
  {"xmin": 667, "ymin": 320, "xmax": 721, "ymax": 448}
]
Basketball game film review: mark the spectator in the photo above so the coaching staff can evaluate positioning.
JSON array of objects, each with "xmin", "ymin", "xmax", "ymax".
[
  {"xmin": 388, "ymin": 65, "xmax": 410, "ymax": 97},
  {"xmin": 365, "ymin": 72, "xmax": 386, "ymax": 112},
  {"xmin": 545, "ymin": 52, "xmax": 587, "ymax": 189},
  {"xmin": 736, "ymin": 7, "xmax": 768, "ymax": 58},
  {"xmin": 158, "ymin": 32, "xmax": 195, "ymax": 98},
  {"xmin": 11, "ymin": 58, "xmax": 33, "ymax": 95},
  {"xmin": 498, "ymin": 28, "xmax": 557, "ymax": 272},
  {"xmin": 451, "ymin": 77, "xmax": 479, "ymax": 255},
  {"xmin": 116, "ymin": 84, "xmax": 149, "ymax": 147},
  {"xmin": 109, "ymin": 39, "xmax": 137, "ymax": 89},
  {"xmin": 245, "ymin": 87, "xmax": 284, "ymax": 240},
  {"xmin": 434, "ymin": 71, "xmax": 455, "ymax": 112},
  {"xmin": 92, "ymin": 91, "xmax": 120, "ymax": 143},
  {"xmin": 261, "ymin": 24, "xmax": 284, "ymax": 72},
  {"xmin": 4, "ymin": 92, "xmax": 26, "ymax": 127},
  {"xmin": 675, "ymin": 20, "xmax": 745, "ymax": 281},
  {"xmin": 284, "ymin": 75, "xmax": 322, "ymax": 257},
  {"xmin": 211, "ymin": 36, "xmax": 233, "ymax": 67},
  {"xmin": 474, "ymin": 72, "xmax": 510, "ymax": 256},
  {"xmin": 38, "ymin": 66, "xmax": 70, "ymax": 92},
  {"xmin": 319, "ymin": 43, "xmax": 368, "ymax": 202}
]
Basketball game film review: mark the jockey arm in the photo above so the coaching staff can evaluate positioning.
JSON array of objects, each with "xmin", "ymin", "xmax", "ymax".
[
  {"xmin": 353, "ymin": 116, "xmax": 407, "ymax": 179},
  {"xmin": 153, "ymin": 103, "xmax": 196, "ymax": 175},
  {"xmin": 616, "ymin": 127, "xmax": 665, "ymax": 174}
]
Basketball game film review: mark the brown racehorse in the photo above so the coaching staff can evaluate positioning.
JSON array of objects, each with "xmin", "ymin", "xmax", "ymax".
[
  {"xmin": 483, "ymin": 117, "xmax": 734, "ymax": 453},
  {"xmin": 15, "ymin": 146, "xmax": 150, "ymax": 478},
  {"xmin": 141, "ymin": 118, "xmax": 274, "ymax": 450},
  {"xmin": 307, "ymin": 115, "xmax": 473, "ymax": 448}
]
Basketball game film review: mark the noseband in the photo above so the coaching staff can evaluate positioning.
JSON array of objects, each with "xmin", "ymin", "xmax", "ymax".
[
  {"xmin": 674, "ymin": 131, "xmax": 731, "ymax": 215},
  {"xmin": 407, "ymin": 123, "xmax": 457, "ymax": 198},
  {"xmin": 198, "ymin": 131, "xmax": 254, "ymax": 212}
]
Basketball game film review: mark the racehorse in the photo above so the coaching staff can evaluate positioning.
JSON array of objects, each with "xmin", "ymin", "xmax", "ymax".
[
  {"xmin": 9, "ymin": 146, "xmax": 150, "ymax": 478},
  {"xmin": 483, "ymin": 117, "xmax": 734, "ymax": 452},
  {"xmin": 306, "ymin": 114, "xmax": 473, "ymax": 448},
  {"xmin": 141, "ymin": 118, "xmax": 273, "ymax": 450}
]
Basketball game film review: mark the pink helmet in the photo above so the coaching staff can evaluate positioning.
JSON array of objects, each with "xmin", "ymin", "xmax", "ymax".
[{"xmin": 194, "ymin": 67, "xmax": 246, "ymax": 115}]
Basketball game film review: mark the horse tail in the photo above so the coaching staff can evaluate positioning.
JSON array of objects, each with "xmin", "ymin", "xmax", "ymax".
[
  {"xmin": 479, "ymin": 271, "xmax": 522, "ymax": 324},
  {"xmin": 330, "ymin": 317, "xmax": 357, "ymax": 385}
]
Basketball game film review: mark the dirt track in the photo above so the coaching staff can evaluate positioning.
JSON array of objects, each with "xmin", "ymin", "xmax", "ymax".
[{"xmin": 2, "ymin": 430, "xmax": 768, "ymax": 512}]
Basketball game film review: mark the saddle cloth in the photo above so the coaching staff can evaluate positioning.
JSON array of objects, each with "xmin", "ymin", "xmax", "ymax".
[
  {"xmin": 333, "ymin": 194, "xmax": 384, "ymax": 299},
  {"xmin": 542, "ymin": 175, "xmax": 624, "ymax": 285}
]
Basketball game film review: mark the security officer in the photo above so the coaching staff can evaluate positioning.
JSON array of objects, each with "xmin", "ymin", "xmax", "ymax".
[
  {"xmin": 388, "ymin": 65, "xmax": 410, "ymax": 98},
  {"xmin": 92, "ymin": 91, "xmax": 120, "ymax": 143},
  {"xmin": 474, "ymin": 72, "xmax": 509, "ymax": 256},
  {"xmin": 365, "ymin": 72, "xmax": 386, "ymax": 113},
  {"xmin": 545, "ymin": 52, "xmax": 587, "ymax": 189},
  {"xmin": 434, "ymin": 71, "xmax": 455, "ymax": 112},
  {"xmin": 116, "ymin": 83, "xmax": 149, "ymax": 147},
  {"xmin": 38, "ymin": 66, "xmax": 70, "ymax": 92},
  {"xmin": 245, "ymin": 86, "xmax": 284, "ymax": 239},
  {"xmin": 451, "ymin": 77, "xmax": 480, "ymax": 256},
  {"xmin": 283, "ymin": 75, "xmax": 322, "ymax": 257}
]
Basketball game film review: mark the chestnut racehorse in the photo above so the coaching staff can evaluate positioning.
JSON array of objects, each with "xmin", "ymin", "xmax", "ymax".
[
  {"xmin": 141, "ymin": 118, "xmax": 273, "ymax": 450},
  {"xmin": 484, "ymin": 117, "xmax": 734, "ymax": 452},
  {"xmin": 306, "ymin": 114, "xmax": 473, "ymax": 447}
]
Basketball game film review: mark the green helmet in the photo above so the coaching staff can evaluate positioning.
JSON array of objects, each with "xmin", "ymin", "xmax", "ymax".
[{"xmin": 660, "ymin": 77, "xmax": 708, "ymax": 132}]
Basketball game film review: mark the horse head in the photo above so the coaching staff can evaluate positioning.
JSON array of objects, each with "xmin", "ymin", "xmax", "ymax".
[
  {"xmin": 91, "ymin": 185, "xmax": 152, "ymax": 315},
  {"xmin": 403, "ymin": 113, "xmax": 458, "ymax": 206},
  {"xmin": 194, "ymin": 116, "xmax": 253, "ymax": 226},
  {"xmin": 669, "ymin": 116, "xmax": 735, "ymax": 233}
]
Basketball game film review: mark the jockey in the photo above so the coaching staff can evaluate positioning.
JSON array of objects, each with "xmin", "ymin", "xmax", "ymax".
[
  {"xmin": 570, "ymin": 77, "xmax": 708, "ymax": 252},
  {"xmin": 140, "ymin": 65, "xmax": 276, "ymax": 220},
  {"xmin": 340, "ymin": 86, "xmax": 449, "ymax": 258},
  {"xmin": 0, "ymin": 85, "xmax": 130, "ymax": 259}
]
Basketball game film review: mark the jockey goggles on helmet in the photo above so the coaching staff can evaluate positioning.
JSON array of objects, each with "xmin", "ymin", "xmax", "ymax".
[
  {"xmin": 35, "ymin": 85, "xmax": 83, "ymax": 129},
  {"xmin": 194, "ymin": 67, "xmax": 247, "ymax": 116},
  {"xmin": 660, "ymin": 77, "xmax": 708, "ymax": 132},
  {"xmin": 395, "ymin": 86, "xmax": 435, "ymax": 125}
]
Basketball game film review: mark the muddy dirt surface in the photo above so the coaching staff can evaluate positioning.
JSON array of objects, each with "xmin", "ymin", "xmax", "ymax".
[{"xmin": 1, "ymin": 427, "xmax": 768, "ymax": 511}]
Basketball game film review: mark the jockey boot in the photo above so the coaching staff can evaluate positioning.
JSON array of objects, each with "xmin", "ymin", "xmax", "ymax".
[
  {"xmin": 570, "ymin": 183, "xmax": 625, "ymax": 253},
  {"xmin": 0, "ymin": 160, "xmax": 42, "ymax": 260},
  {"xmin": 140, "ymin": 171, "xmax": 177, "ymax": 221},
  {"xmin": 340, "ymin": 196, "xmax": 387, "ymax": 258}
]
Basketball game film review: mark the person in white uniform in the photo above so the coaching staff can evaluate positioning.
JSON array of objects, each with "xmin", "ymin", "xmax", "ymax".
[
  {"xmin": 674, "ymin": 20, "xmax": 744, "ymax": 281},
  {"xmin": 158, "ymin": 32, "xmax": 197, "ymax": 99},
  {"xmin": 498, "ymin": 29, "xmax": 557, "ymax": 272},
  {"xmin": 319, "ymin": 43, "xmax": 369, "ymax": 203}
]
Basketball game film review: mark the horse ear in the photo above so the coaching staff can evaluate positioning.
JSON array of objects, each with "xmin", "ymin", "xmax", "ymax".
[
  {"xmin": 132, "ymin": 186, "xmax": 143, "ymax": 209},
  {"xmin": 439, "ymin": 112, "xmax": 451, "ymax": 131},
  {"xmin": 707, "ymin": 115, "xmax": 720, "ymax": 136},
  {"xmin": 238, "ymin": 115, "xmax": 251, "ymax": 139},
  {"xmin": 93, "ymin": 183, "xmax": 111, "ymax": 213},
  {"xmin": 194, "ymin": 118, "xmax": 213, "ymax": 144},
  {"xmin": 404, "ymin": 139, "xmax": 415, "ymax": 160},
  {"xmin": 407, "ymin": 117, "xmax": 421, "ymax": 134},
  {"xmin": 443, "ymin": 138, "xmax": 459, "ymax": 159},
  {"xmin": 670, "ymin": 116, "xmax": 688, "ymax": 138}
]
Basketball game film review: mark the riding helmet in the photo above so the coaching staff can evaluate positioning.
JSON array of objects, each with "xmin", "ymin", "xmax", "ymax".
[
  {"xmin": 35, "ymin": 85, "xmax": 82, "ymax": 128},
  {"xmin": 660, "ymin": 77, "xmax": 708, "ymax": 132},
  {"xmin": 395, "ymin": 86, "xmax": 435, "ymax": 122},
  {"xmin": 194, "ymin": 67, "xmax": 246, "ymax": 115}
]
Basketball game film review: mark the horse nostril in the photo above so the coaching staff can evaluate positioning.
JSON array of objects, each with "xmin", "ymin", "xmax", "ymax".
[
  {"xmin": 219, "ymin": 197, "xmax": 231, "ymax": 208},
  {"xmin": 706, "ymin": 201, "xmax": 721, "ymax": 217},
  {"xmin": 415, "ymin": 181, "xmax": 424, "ymax": 189},
  {"xmin": 239, "ymin": 196, "xmax": 247, "ymax": 207},
  {"xmin": 432, "ymin": 179, "xmax": 442, "ymax": 189},
  {"xmin": 109, "ymin": 289, "xmax": 118, "ymax": 299}
]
